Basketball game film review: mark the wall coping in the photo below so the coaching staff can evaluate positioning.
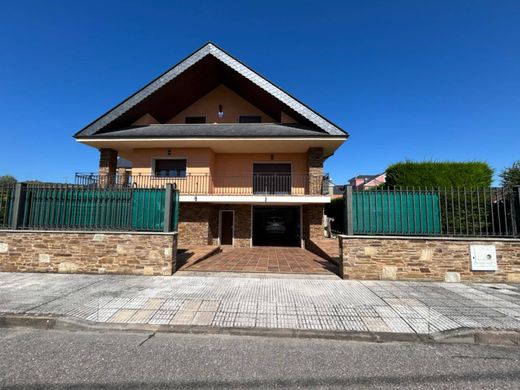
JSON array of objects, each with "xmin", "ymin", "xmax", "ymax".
[
  {"xmin": 337, "ymin": 234, "xmax": 520, "ymax": 243},
  {"xmin": 0, "ymin": 230, "xmax": 178, "ymax": 236}
]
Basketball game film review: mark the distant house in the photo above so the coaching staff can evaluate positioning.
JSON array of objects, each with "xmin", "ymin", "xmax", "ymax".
[{"xmin": 348, "ymin": 173, "xmax": 386, "ymax": 189}]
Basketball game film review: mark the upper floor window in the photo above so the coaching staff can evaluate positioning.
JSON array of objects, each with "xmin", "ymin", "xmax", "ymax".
[
  {"xmin": 154, "ymin": 159, "xmax": 187, "ymax": 177},
  {"xmin": 185, "ymin": 116, "xmax": 206, "ymax": 124},
  {"xmin": 239, "ymin": 115, "xmax": 261, "ymax": 123}
]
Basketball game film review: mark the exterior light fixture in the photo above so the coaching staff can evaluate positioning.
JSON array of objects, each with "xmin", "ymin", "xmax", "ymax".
[{"xmin": 218, "ymin": 104, "xmax": 224, "ymax": 118}]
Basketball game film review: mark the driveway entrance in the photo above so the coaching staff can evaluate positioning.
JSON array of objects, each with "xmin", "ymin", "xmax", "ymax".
[
  {"xmin": 181, "ymin": 247, "xmax": 338, "ymax": 275},
  {"xmin": 252, "ymin": 206, "xmax": 300, "ymax": 247}
]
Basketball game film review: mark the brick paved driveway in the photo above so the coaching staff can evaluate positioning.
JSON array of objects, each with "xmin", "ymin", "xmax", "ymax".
[{"xmin": 183, "ymin": 247, "xmax": 338, "ymax": 275}]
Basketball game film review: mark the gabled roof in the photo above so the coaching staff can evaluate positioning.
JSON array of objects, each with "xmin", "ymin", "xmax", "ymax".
[{"xmin": 74, "ymin": 43, "xmax": 348, "ymax": 139}]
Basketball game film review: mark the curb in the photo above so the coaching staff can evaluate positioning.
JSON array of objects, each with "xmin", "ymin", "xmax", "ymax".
[{"xmin": 1, "ymin": 314, "xmax": 519, "ymax": 346}]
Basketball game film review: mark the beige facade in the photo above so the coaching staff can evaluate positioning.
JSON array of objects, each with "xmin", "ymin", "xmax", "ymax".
[{"xmin": 166, "ymin": 85, "xmax": 276, "ymax": 124}]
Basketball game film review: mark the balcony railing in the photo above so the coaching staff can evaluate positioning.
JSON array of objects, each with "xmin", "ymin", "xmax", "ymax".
[{"xmin": 75, "ymin": 173, "xmax": 328, "ymax": 196}]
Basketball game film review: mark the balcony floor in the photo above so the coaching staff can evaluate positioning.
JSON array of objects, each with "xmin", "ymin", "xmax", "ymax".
[{"xmin": 180, "ymin": 247, "xmax": 338, "ymax": 275}]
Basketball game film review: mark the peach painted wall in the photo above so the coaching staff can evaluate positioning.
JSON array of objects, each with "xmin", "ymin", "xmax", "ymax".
[
  {"xmin": 167, "ymin": 85, "xmax": 276, "ymax": 124},
  {"xmin": 125, "ymin": 149, "xmax": 308, "ymax": 194},
  {"xmin": 213, "ymin": 153, "xmax": 307, "ymax": 195}
]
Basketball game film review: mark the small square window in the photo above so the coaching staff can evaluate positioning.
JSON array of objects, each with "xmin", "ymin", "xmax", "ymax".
[
  {"xmin": 154, "ymin": 159, "xmax": 187, "ymax": 177},
  {"xmin": 239, "ymin": 115, "xmax": 261, "ymax": 123},
  {"xmin": 185, "ymin": 116, "xmax": 206, "ymax": 124}
]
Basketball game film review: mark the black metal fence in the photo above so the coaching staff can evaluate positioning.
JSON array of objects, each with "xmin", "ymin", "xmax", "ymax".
[
  {"xmin": 75, "ymin": 172, "xmax": 327, "ymax": 195},
  {"xmin": 0, "ymin": 183, "xmax": 179, "ymax": 232},
  {"xmin": 340, "ymin": 186, "xmax": 520, "ymax": 238},
  {"xmin": 0, "ymin": 185, "xmax": 15, "ymax": 229}
]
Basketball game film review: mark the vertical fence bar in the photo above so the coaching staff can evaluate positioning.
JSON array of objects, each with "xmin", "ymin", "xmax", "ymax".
[
  {"xmin": 163, "ymin": 184, "xmax": 173, "ymax": 232},
  {"xmin": 10, "ymin": 183, "xmax": 26, "ymax": 230},
  {"xmin": 344, "ymin": 185, "xmax": 354, "ymax": 235},
  {"xmin": 514, "ymin": 186, "xmax": 520, "ymax": 237}
]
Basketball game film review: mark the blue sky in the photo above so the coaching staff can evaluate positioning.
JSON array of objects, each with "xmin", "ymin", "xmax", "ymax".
[{"xmin": 1, "ymin": 0, "xmax": 519, "ymax": 185}]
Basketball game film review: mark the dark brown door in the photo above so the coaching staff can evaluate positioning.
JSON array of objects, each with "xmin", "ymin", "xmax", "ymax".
[{"xmin": 220, "ymin": 211, "xmax": 234, "ymax": 245}]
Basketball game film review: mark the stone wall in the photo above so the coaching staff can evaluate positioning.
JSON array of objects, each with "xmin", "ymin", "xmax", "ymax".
[
  {"xmin": 98, "ymin": 148, "xmax": 117, "ymax": 187},
  {"xmin": 210, "ymin": 204, "xmax": 251, "ymax": 247},
  {"xmin": 302, "ymin": 204, "xmax": 324, "ymax": 253},
  {"xmin": 179, "ymin": 203, "xmax": 252, "ymax": 248},
  {"xmin": 307, "ymin": 148, "xmax": 324, "ymax": 195},
  {"xmin": 0, "ymin": 231, "xmax": 177, "ymax": 276},
  {"xmin": 177, "ymin": 204, "xmax": 214, "ymax": 247},
  {"xmin": 338, "ymin": 235, "xmax": 520, "ymax": 282}
]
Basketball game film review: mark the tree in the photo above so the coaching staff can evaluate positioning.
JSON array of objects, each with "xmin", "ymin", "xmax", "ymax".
[
  {"xmin": 0, "ymin": 175, "xmax": 16, "ymax": 186},
  {"xmin": 500, "ymin": 161, "xmax": 520, "ymax": 189}
]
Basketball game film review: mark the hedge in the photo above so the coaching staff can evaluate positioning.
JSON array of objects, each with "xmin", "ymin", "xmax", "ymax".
[{"xmin": 385, "ymin": 161, "xmax": 493, "ymax": 188}]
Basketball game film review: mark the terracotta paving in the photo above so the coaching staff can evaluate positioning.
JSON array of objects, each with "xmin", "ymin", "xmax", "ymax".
[
  {"xmin": 313, "ymin": 238, "xmax": 341, "ymax": 263},
  {"xmin": 183, "ymin": 247, "xmax": 338, "ymax": 275},
  {"xmin": 176, "ymin": 246, "xmax": 221, "ymax": 271}
]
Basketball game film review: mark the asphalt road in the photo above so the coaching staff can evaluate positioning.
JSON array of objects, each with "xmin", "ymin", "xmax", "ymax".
[{"xmin": 0, "ymin": 328, "xmax": 519, "ymax": 389}]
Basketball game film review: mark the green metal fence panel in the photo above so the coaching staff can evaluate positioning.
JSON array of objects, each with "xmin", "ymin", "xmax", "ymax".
[
  {"xmin": 352, "ymin": 190, "xmax": 441, "ymax": 235},
  {"xmin": 16, "ymin": 186, "xmax": 179, "ymax": 232},
  {"xmin": 131, "ymin": 189, "xmax": 166, "ymax": 231},
  {"xmin": 172, "ymin": 190, "xmax": 179, "ymax": 231}
]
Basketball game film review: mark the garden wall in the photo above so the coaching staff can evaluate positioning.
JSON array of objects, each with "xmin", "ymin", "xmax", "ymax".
[
  {"xmin": 0, "ymin": 231, "xmax": 177, "ymax": 276},
  {"xmin": 338, "ymin": 235, "xmax": 520, "ymax": 282}
]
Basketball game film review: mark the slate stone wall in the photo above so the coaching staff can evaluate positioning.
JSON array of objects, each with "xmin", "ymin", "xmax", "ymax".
[
  {"xmin": 0, "ymin": 231, "xmax": 177, "ymax": 276},
  {"xmin": 338, "ymin": 235, "xmax": 520, "ymax": 282}
]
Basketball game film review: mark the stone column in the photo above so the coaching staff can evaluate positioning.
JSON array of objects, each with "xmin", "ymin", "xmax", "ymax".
[
  {"xmin": 117, "ymin": 167, "xmax": 130, "ymax": 188},
  {"xmin": 99, "ymin": 148, "xmax": 117, "ymax": 188},
  {"xmin": 307, "ymin": 147, "xmax": 324, "ymax": 195}
]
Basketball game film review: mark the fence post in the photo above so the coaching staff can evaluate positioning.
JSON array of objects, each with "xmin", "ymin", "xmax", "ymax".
[
  {"xmin": 344, "ymin": 185, "xmax": 354, "ymax": 236},
  {"xmin": 163, "ymin": 184, "xmax": 173, "ymax": 232},
  {"xmin": 10, "ymin": 183, "xmax": 26, "ymax": 230},
  {"xmin": 514, "ymin": 186, "xmax": 520, "ymax": 237}
]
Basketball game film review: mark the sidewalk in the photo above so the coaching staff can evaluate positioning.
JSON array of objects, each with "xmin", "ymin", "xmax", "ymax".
[{"xmin": 1, "ymin": 272, "xmax": 520, "ymax": 336}]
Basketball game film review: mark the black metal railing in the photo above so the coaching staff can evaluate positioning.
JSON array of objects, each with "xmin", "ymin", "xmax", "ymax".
[
  {"xmin": 341, "ymin": 186, "xmax": 520, "ymax": 238},
  {"xmin": 75, "ymin": 173, "xmax": 327, "ymax": 195},
  {"xmin": 0, "ymin": 183, "xmax": 179, "ymax": 232},
  {"xmin": 0, "ymin": 184, "xmax": 15, "ymax": 229}
]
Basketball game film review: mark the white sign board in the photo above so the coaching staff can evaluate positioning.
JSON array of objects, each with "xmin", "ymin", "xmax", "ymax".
[{"xmin": 470, "ymin": 245, "xmax": 497, "ymax": 271}]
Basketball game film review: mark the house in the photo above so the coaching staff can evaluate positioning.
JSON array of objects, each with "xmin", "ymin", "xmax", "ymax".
[
  {"xmin": 74, "ymin": 43, "xmax": 348, "ymax": 250},
  {"xmin": 348, "ymin": 173, "xmax": 386, "ymax": 189}
]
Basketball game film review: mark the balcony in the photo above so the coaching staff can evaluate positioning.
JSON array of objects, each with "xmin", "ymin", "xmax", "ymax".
[{"xmin": 75, "ymin": 173, "xmax": 328, "ymax": 196}]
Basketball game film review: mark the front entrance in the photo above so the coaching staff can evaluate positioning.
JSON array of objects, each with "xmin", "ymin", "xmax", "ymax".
[
  {"xmin": 219, "ymin": 210, "xmax": 234, "ymax": 246},
  {"xmin": 252, "ymin": 206, "xmax": 300, "ymax": 247}
]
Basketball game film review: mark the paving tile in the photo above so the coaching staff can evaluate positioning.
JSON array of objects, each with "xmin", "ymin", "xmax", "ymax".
[
  {"xmin": 170, "ymin": 310, "xmax": 196, "ymax": 325},
  {"xmin": 362, "ymin": 317, "xmax": 391, "ymax": 332},
  {"xmin": 107, "ymin": 309, "xmax": 138, "ymax": 323},
  {"xmin": 129, "ymin": 310, "xmax": 156, "ymax": 324},
  {"xmin": 143, "ymin": 298, "xmax": 166, "ymax": 311},
  {"xmin": 199, "ymin": 300, "xmax": 220, "ymax": 312},
  {"xmin": 3, "ymin": 272, "xmax": 520, "ymax": 336},
  {"xmin": 181, "ymin": 247, "xmax": 338, "ymax": 275}
]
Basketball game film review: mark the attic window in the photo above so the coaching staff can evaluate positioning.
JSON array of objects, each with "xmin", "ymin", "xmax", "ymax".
[
  {"xmin": 239, "ymin": 115, "xmax": 261, "ymax": 123},
  {"xmin": 154, "ymin": 159, "xmax": 187, "ymax": 177},
  {"xmin": 185, "ymin": 116, "xmax": 206, "ymax": 124}
]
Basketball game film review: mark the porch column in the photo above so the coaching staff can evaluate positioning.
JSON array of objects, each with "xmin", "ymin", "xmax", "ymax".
[
  {"xmin": 307, "ymin": 147, "xmax": 324, "ymax": 195},
  {"xmin": 117, "ymin": 167, "xmax": 130, "ymax": 188},
  {"xmin": 98, "ymin": 148, "xmax": 117, "ymax": 187}
]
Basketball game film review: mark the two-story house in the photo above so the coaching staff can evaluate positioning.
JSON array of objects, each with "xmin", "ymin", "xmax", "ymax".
[{"xmin": 74, "ymin": 43, "xmax": 348, "ymax": 251}]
